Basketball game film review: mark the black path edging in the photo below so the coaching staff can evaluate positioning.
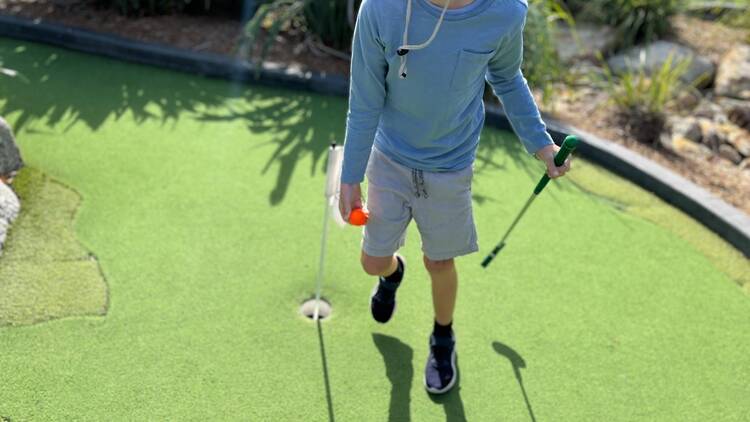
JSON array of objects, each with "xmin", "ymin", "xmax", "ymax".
[{"xmin": 1, "ymin": 14, "xmax": 749, "ymax": 257}]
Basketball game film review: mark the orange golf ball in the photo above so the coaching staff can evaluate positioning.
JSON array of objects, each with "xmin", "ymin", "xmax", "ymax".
[{"xmin": 349, "ymin": 208, "xmax": 369, "ymax": 226}]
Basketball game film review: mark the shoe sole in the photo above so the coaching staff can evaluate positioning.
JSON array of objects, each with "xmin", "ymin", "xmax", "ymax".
[
  {"xmin": 368, "ymin": 254, "xmax": 404, "ymax": 324},
  {"xmin": 424, "ymin": 348, "xmax": 458, "ymax": 395}
]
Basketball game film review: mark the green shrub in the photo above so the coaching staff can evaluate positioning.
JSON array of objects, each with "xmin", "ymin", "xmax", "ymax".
[
  {"xmin": 600, "ymin": 53, "xmax": 692, "ymax": 144},
  {"xmin": 568, "ymin": 0, "xmax": 678, "ymax": 48},
  {"xmin": 304, "ymin": 0, "xmax": 357, "ymax": 49},
  {"xmin": 561, "ymin": 0, "xmax": 586, "ymax": 14},
  {"xmin": 523, "ymin": 0, "xmax": 574, "ymax": 102},
  {"xmin": 244, "ymin": 0, "xmax": 356, "ymax": 65}
]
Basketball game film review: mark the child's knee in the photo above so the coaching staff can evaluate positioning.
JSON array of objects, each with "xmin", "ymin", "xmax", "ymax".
[
  {"xmin": 361, "ymin": 253, "xmax": 395, "ymax": 276},
  {"xmin": 423, "ymin": 255, "xmax": 454, "ymax": 274}
]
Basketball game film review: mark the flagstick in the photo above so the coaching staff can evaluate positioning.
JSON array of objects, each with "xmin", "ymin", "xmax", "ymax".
[
  {"xmin": 313, "ymin": 144, "xmax": 342, "ymax": 321},
  {"xmin": 313, "ymin": 196, "xmax": 331, "ymax": 321}
]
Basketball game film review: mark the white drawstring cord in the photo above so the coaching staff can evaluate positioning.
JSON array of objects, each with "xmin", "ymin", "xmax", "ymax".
[{"xmin": 398, "ymin": 0, "xmax": 452, "ymax": 79}]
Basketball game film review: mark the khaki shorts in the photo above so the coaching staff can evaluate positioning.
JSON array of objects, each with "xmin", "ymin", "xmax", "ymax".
[{"xmin": 363, "ymin": 147, "xmax": 478, "ymax": 261}]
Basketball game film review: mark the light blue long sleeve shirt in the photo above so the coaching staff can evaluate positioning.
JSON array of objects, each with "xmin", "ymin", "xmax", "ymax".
[{"xmin": 341, "ymin": 0, "xmax": 554, "ymax": 184}]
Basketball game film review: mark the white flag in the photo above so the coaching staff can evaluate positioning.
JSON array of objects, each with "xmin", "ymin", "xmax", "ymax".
[{"xmin": 325, "ymin": 144, "xmax": 346, "ymax": 227}]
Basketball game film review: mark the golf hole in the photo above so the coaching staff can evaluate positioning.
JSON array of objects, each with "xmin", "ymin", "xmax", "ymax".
[{"xmin": 300, "ymin": 298, "xmax": 332, "ymax": 320}]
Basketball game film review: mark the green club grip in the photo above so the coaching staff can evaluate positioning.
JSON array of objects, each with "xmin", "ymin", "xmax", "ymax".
[
  {"xmin": 533, "ymin": 135, "xmax": 580, "ymax": 195},
  {"xmin": 481, "ymin": 243, "xmax": 505, "ymax": 268}
]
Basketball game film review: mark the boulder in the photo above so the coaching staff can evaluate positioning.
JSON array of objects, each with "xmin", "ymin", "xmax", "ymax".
[
  {"xmin": 694, "ymin": 100, "xmax": 726, "ymax": 122},
  {"xmin": 728, "ymin": 104, "xmax": 750, "ymax": 130},
  {"xmin": 0, "ymin": 117, "xmax": 23, "ymax": 179},
  {"xmin": 675, "ymin": 90, "xmax": 701, "ymax": 111},
  {"xmin": 719, "ymin": 144, "xmax": 743, "ymax": 165},
  {"xmin": 555, "ymin": 23, "xmax": 617, "ymax": 63},
  {"xmin": 725, "ymin": 126, "xmax": 750, "ymax": 157},
  {"xmin": 715, "ymin": 45, "xmax": 750, "ymax": 100},
  {"xmin": 698, "ymin": 119, "xmax": 750, "ymax": 157},
  {"xmin": 0, "ymin": 182, "xmax": 19, "ymax": 222},
  {"xmin": 671, "ymin": 137, "xmax": 713, "ymax": 159},
  {"xmin": 702, "ymin": 128, "xmax": 723, "ymax": 152},
  {"xmin": 607, "ymin": 41, "xmax": 716, "ymax": 88},
  {"xmin": 0, "ymin": 218, "xmax": 7, "ymax": 257},
  {"xmin": 0, "ymin": 181, "xmax": 20, "ymax": 256},
  {"xmin": 670, "ymin": 117, "xmax": 703, "ymax": 144}
]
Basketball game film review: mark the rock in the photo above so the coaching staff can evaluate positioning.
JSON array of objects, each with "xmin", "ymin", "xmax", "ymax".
[
  {"xmin": 715, "ymin": 45, "xmax": 750, "ymax": 100},
  {"xmin": 673, "ymin": 136, "xmax": 713, "ymax": 159},
  {"xmin": 0, "ymin": 181, "xmax": 20, "ymax": 257},
  {"xmin": 555, "ymin": 23, "xmax": 617, "ymax": 63},
  {"xmin": 0, "ymin": 181, "xmax": 19, "ymax": 222},
  {"xmin": 607, "ymin": 41, "xmax": 716, "ymax": 88},
  {"xmin": 694, "ymin": 100, "xmax": 726, "ymax": 121},
  {"xmin": 0, "ymin": 117, "xmax": 23, "ymax": 178},
  {"xmin": 0, "ymin": 218, "xmax": 7, "ymax": 257},
  {"xmin": 670, "ymin": 117, "xmax": 703, "ymax": 143},
  {"xmin": 728, "ymin": 104, "xmax": 750, "ymax": 130},
  {"xmin": 741, "ymin": 158, "xmax": 750, "ymax": 171},
  {"xmin": 719, "ymin": 144, "xmax": 743, "ymax": 164},
  {"xmin": 725, "ymin": 126, "xmax": 750, "ymax": 157},
  {"xmin": 702, "ymin": 128, "xmax": 724, "ymax": 152},
  {"xmin": 686, "ymin": 2, "xmax": 750, "ymax": 18},
  {"xmin": 675, "ymin": 90, "xmax": 701, "ymax": 111}
]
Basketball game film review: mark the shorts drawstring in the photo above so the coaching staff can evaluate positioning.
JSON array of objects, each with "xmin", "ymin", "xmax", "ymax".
[{"xmin": 411, "ymin": 169, "xmax": 429, "ymax": 198}]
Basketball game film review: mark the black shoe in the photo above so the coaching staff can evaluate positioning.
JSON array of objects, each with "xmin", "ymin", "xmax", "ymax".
[
  {"xmin": 424, "ymin": 332, "xmax": 457, "ymax": 394},
  {"xmin": 369, "ymin": 255, "xmax": 405, "ymax": 323}
]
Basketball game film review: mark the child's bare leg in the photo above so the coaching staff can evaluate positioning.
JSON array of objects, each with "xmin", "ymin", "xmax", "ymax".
[
  {"xmin": 423, "ymin": 256, "xmax": 457, "ymax": 325},
  {"xmin": 361, "ymin": 252, "xmax": 398, "ymax": 277},
  {"xmin": 364, "ymin": 252, "xmax": 405, "ymax": 324}
]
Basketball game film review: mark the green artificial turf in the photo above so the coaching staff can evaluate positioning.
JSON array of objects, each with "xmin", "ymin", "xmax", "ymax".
[
  {"xmin": 0, "ymin": 167, "xmax": 107, "ymax": 326},
  {"xmin": 566, "ymin": 163, "xmax": 750, "ymax": 292},
  {"xmin": 0, "ymin": 38, "xmax": 749, "ymax": 421}
]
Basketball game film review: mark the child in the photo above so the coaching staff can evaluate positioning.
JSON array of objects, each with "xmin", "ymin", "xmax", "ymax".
[{"xmin": 339, "ymin": 0, "xmax": 571, "ymax": 394}]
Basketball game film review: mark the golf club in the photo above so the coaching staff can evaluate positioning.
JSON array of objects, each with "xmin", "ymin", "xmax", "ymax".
[{"xmin": 481, "ymin": 135, "xmax": 580, "ymax": 268}]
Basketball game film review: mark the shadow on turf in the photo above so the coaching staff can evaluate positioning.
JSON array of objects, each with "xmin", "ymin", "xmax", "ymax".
[
  {"xmin": 317, "ymin": 319, "xmax": 336, "ymax": 422},
  {"xmin": 373, "ymin": 334, "xmax": 467, "ymax": 422},
  {"xmin": 493, "ymin": 341, "xmax": 536, "ymax": 422},
  {"xmin": 427, "ymin": 371, "xmax": 467, "ymax": 422},
  {"xmin": 195, "ymin": 93, "xmax": 344, "ymax": 205},
  {"xmin": 0, "ymin": 40, "xmax": 545, "ymax": 207},
  {"xmin": 373, "ymin": 334, "xmax": 413, "ymax": 421},
  {"xmin": 0, "ymin": 41, "xmax": 344, "ymax": 206}
]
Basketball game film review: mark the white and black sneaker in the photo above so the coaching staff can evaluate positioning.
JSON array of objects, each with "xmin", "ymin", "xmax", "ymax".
[
  {"xmin": 369, "ymin": 255, "xmax": 405, "ymax": 323},
  {"xmin": 424, "ymin": 332, "xmax": 457, "ymax": 394}
]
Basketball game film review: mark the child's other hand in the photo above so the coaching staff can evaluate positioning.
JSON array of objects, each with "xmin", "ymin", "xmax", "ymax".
[
  {"xmin": 339, "ymin": 183, "xmax": 363, "ymax": 223},
  {"xmin": 535, "ymin": 144, "xmax": 571, "ymax": 179}
]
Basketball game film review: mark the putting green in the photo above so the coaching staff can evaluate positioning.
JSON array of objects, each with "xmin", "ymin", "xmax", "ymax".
[{"xmin": 1, "ymin": 38, "xmax": 748, "ymax": 421}]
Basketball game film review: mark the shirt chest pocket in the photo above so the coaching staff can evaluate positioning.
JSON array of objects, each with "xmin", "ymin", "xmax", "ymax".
[{"xmin": 449, "ymin": 49, "xmax": 495, "ymax": 91}]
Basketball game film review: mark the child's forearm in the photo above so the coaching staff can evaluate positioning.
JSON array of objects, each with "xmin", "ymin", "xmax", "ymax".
[
  {"xmin": 485, "ymin": 14, "xmax": 554, "ymax": 155},
  {"xmin": 489, "ymin": 69, "xmax": 554, "ymax": 155}
]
